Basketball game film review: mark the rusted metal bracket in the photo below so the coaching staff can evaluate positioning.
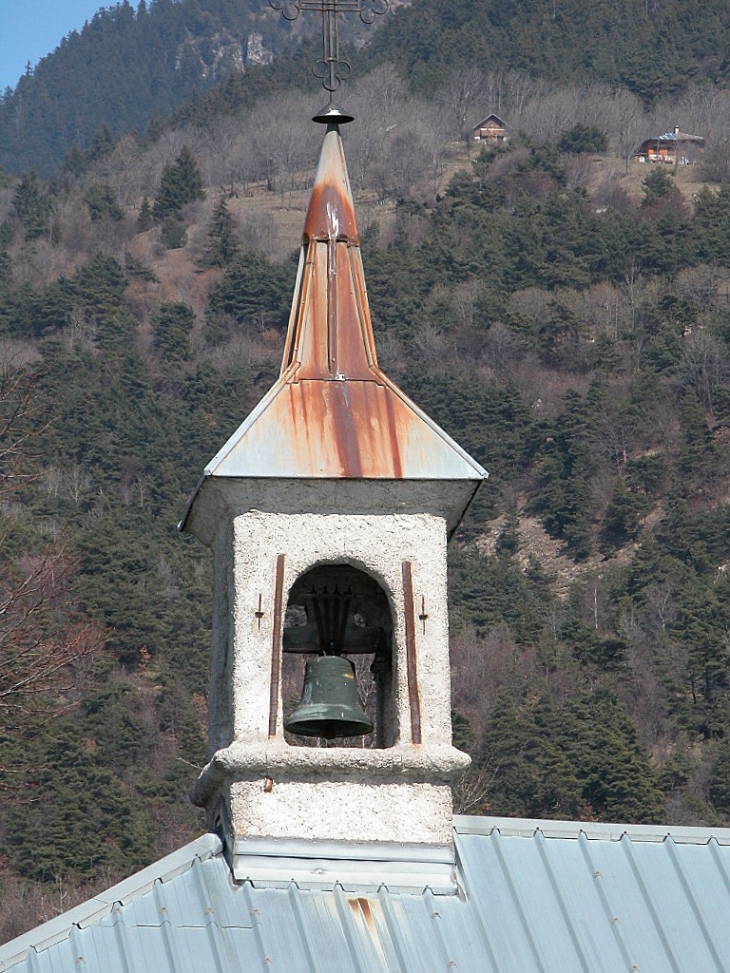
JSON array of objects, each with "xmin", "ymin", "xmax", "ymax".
[
  {"xmin": 401, "ymin": 560, "xmax": 422, "ymax": 745},
  {"xmin": 419, "ymin": 596, "xmax": 428, "ymax": 635},
  {"xmin": 268, "ymin": 555, "xmax": 286, "ymax": 737}
]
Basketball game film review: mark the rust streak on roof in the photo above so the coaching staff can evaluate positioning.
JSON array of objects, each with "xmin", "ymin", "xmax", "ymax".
[
  {"xmin": 182, "ymin": 122, "xmax": 487, "ymax": 506},
  {"xmin": 302, "ymin": 128, "xmax": 359, "ymax": 246}
]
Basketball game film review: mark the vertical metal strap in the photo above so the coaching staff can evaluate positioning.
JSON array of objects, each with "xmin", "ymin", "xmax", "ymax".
[
  {"xmin": 401, "ymin": 560, "xmax": 422, "ymax": 744},
  {"xmin": 268, "ymin": 554, "xmax": 286, "ymax": 737}
]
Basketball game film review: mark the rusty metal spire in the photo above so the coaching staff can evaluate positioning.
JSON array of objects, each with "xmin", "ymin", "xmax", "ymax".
[
  {"xmin": 269, "ymin": 0, "xmax": 388, "ymax": 121},
  {"xmin": 281, "ymin": 123, "xmax": 374, "ymax": 382},
  {"xmin": 179, "ymin": 1, "xmax": 486, "ymax": 541},
  {"xmin": 179, "ymin": 125, "xmax": 486, "ymax": 502}
]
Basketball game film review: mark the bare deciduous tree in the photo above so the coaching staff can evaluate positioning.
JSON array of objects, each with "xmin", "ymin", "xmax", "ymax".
[
  {"xmin": 489, "ymin": 69, "xmax": 539, "ymax": 122},
  {"xmin": 606, "ymin": 88, "xmax": 648, "ymax": 170},
  {"xmin": 518, "ymin": 85, "xmax": 581, "ymax": 143},
  {"xmin": 437, "ymin": 66, "xmax": 486, "ymax": 156},
  {"xmin": 345, "ymin": 65, "xmax": 409, "ymax": 191},
  {"xmin": 675, "ymin": 265, "xmax": 724, "ymax": 314},
  {"xmin": 96, "ymin": 133, "xmax": 144, "ymax": 207},
  {"xmin": 701, "ymin": 139, "xmax": 730, "ymax": 183},
  {"xmin": 0, "ymin": 549, "xmax": 102, "ymax": 730},
  {"xmin": 681, "ymin": 329, "xmax": 730, "ymax": 415}
]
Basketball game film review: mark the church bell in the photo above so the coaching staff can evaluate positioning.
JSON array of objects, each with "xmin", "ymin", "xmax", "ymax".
[{"xmin": 285, "ymin": 655, "xmax": 373, "ymax": 740}]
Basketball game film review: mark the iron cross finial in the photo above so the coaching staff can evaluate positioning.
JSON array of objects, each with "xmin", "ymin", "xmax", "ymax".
[{"xmin": 269, "ymin": 0, "xmax": 387, "ymax": 114}]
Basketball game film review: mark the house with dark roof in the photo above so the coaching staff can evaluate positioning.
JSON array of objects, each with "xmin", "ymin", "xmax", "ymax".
[
  {"xmin": 2, "ymin": 99, "xmax": 730, "ymax": 973},
  {"xmin": 472, "ymin": 113, "xmax": 508, "ymax": 143},
  {"xmin": 634, "ymin": 125, "xmax": 705, "ymax": 165}
]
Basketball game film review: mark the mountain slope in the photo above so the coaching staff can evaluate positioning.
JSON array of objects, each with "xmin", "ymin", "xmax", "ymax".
[
  {"xmin": 5, "ymin": 0, "xmax": 730, "ymax": 176},
  {"xmin": 371, "ymin": 0, "xmax": 730, "ymax": 98},
  {"xmin": 0, "ymin": 0, "xmax": 292, "ymax": 175}
]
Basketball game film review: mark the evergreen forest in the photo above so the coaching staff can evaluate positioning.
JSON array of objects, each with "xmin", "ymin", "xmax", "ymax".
[{"xmin": 2, "ymin": 0, "xmax": 730, "ymax": 941}]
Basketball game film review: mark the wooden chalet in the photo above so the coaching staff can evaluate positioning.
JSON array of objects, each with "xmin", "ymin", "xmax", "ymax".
[
  {"xmin": 634, "ymin": 125, "xmax": 704, "ymax": 165},
  {"xmin": 472, "ymin": 113, "xmax": 508, "ymax": 143}
]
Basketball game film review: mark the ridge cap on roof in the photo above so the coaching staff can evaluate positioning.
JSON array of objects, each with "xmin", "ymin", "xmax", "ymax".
[{"xmin": 454, "ymin": 813, "xmax": 730, "ymax": 844}]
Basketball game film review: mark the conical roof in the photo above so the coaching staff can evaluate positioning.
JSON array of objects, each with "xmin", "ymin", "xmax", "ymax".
[{"xmin": 182, "ymin": 123, "xmax": 486, "ymax": 536}]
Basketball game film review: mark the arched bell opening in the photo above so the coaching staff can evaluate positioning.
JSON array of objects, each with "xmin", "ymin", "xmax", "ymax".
[{"xmin": 281, "ymin": 563, "xmax": 395, "ymax": 748}]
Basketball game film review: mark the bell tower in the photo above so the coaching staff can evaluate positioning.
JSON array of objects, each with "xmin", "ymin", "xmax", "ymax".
[{"xmin": 180, "ymin": 111, "xmax": 486, "ymax": 890}]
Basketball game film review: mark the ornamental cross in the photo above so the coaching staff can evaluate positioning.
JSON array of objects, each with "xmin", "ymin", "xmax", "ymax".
[{"xmin": 270, "ymin": 0, "xmax": 387, "ymax": 99}]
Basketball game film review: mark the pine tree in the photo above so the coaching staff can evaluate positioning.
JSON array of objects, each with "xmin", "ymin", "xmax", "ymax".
[
  {"xmin": 160, "ymin": 215, "xmax": 187, "ymax": 250},
  {"xmin": 153, "ymin": 146, "xmax": 205, "ymax": 222},
  {"xmin": 710, "ymin": 743, "xmax": 730, "ymax": 819},
  {"xmin": 84, "ymin": 182, "xmax": 123, "ymax": 223},
  {"xmin": 199, "ymin": 197, "xmax": 240, "ymax": 268},
  {"xmin": 641, "ymin": 167, "xmax": 674, "ymax": 206},
  {"xmin": 13, "ymin": 168, "xmax": 50, "ymax": 240},
  {"xmin": 480, "ymin": 689, "xmax": 582, "ymax": 819},
  {"xmin": 136, "ymin": 196, "xmax": 154, "ymax": 232},
  {"xmin": 153, "ymin": 302, "xmax": 194, "ymax": 360},
  {"xmin": 565, "ymin": 690, "xmax": 666, "ymax": 823}
]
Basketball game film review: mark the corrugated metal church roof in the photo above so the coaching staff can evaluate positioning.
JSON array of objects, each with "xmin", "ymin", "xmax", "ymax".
[{"xmin": 3, "ymin": 815, "xmax": 730, "ymax": 973}]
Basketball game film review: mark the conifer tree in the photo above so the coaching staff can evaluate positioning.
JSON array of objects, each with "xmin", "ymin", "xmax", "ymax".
[
  {"xmin": 13, "ymin": 168, "xmax": 50, "ymax": 240},
  {"xmin": 710, "ymin": 744, "xmax": 730, "ymax": 818},
  {"xmin": 84, "ymin": 182, "xmax": 123, "ymax": 223},
  {"xmin": 641, "ymin": 167, "xmax": 674, "ymax": 206},
  {"xmin": 199, "ymin": 197, "xmax": 240, "ymax": 268},
  {"xmin": 153, "ymin": 301, "xmax": 194, "ymax": 360},
  {"xmin": 136, "ymin": 196, "xmax": 154, "ymax": 232},
  {"xmin": 153, "ymin": 146, "xmax": 205, "ymax": 222},
  {"xmin": 160, "ymin": 215, "xmax": 188, "ymax": 250}
]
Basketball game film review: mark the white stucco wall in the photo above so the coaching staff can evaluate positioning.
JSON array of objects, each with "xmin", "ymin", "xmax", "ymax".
[
  {"xmin": 197, "ymin": 507, "xmax": 469, "ymax": 847},
  {"xmin": 229, "ymin": 510, "xmax": 452, "ymax": 744},
  {"xmin": 230, "ymin": 779, "xmax": 455, "ymax": 844}
]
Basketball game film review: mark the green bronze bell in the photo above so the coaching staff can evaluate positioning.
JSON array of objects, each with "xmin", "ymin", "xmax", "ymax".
[{"xmin": 285, "ymin": 655, "xmax": 373, "ymax": 740}]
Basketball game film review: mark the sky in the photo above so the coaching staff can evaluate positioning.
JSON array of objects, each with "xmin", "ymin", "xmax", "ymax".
[{"xmin": 0, "ymin": 0, "xmax": 105, "ymax": 93}]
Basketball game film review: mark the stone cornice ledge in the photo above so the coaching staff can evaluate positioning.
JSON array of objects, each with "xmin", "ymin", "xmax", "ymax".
[{"xmin": 191, "ymin": 741, "xmax": 470, "ymax": 807}]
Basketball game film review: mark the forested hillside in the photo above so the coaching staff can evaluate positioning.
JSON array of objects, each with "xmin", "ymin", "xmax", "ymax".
[
  {"xmin": 375, "ymin": 0, "xmax": 730, "ymax": 99},
  {"xmin": 6, "ymin": 0, "xmax": 730, "ymax": 175},
  {"xmin": 2, "ymin": 0, "xmax": 730, "ymax": 943},
  {"xmin": 0, "ymin": 0, "xmax": 312, "ymax": 175}
]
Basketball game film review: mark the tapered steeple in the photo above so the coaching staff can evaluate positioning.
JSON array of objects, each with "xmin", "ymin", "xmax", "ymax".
[{"xmin": 181, "ymin": 123, "xmax": 486, "ymax": 542}]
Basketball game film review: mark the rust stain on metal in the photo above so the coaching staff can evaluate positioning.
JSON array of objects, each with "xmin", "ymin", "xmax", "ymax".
[
  {"xmin": 276, "ymin": 124, "xmax": 420, "ymax": 477},
  {"xmin": 303, "ymin": 181, "xmax": 358, "ymax": 242},
  {"xmin": 401, "ymin": 560, "xmax": 422, "ymax": 744},
  {"xmin": 350, "ymin": 247, "xmax": 377, "ymax": 368},
  {"xmin": 329, "ymin": 381, "xmax": 363, "ymax": 477},
  {"xmin": 272, "ymin": 380, "xmax": 426, "ymax": 478},
  {"xmin": 290, "ymin": 244, "xmax": 330, "ymax": 379},
  {"xmin": 291, "ymin": 244, "xmax": 374, "ymax": 381},
  {"xmin": 186, "ymin": 124, "xmax": 486, "ymax": 491},
  {"xmin": 333, "ymin": 246, "xmax": 372, "ymax": 377},
  {"xmin": 268, "ymin": 554, "xmax": 285, "ymax": 737},
  {"xmin": 347, "ymin": 896, "xmax": 377, "ymax": 934},
  {"xmin": 383, "ymin": 382, "xmax": 404, "ymax": 479},
  {"xmin": 329, "ymin": 240, "xmax": 339, "ymax": 375},
  {"xmin": 282, "ymin": 244, "xmax": 310, "ymax": 373},
  {"xmin": 302, "ymin": 131, "xmax": 359, "ymax": 244}
]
